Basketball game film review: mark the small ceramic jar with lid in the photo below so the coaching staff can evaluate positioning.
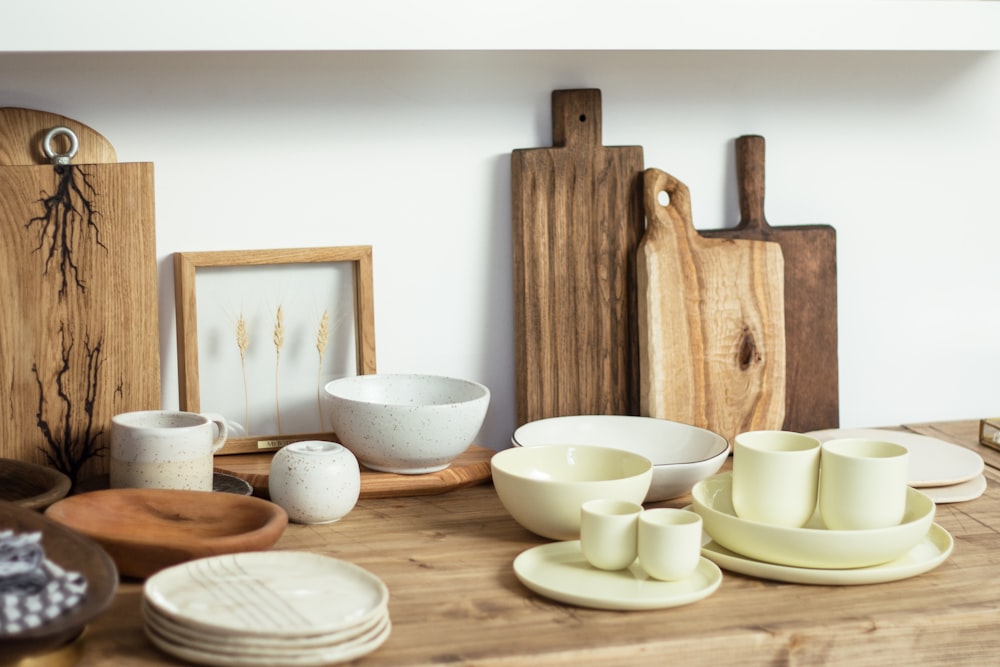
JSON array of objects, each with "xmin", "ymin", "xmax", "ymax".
[{"xmin": 268, "ymin": 440, "xmax": 361, "ymax": 524}]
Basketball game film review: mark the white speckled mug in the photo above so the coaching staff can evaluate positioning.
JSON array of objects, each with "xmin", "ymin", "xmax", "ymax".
[
  {"xmin": 268, "ymin": 441, "xmax": 361, "ymax": 524},
  {"xmin": 110, "ymin": 410, "xmax": 228, "ymax": 491}
]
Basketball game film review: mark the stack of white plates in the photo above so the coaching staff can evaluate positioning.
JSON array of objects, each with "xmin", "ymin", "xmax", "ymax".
[{"xmin": 142, "ymin": 551, "xmax": 390, "ymax": 666}]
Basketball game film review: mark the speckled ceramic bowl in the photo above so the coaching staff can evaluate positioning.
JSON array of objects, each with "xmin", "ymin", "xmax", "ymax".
[{"xmin": 323, "ymin": 374, "xmax": 490, "ymax": 474}]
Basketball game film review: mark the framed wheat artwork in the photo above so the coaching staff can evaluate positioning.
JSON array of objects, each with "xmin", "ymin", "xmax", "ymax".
[{"xmin": 174, "ymin": 246, "xmax": 376, "ymax": 455}]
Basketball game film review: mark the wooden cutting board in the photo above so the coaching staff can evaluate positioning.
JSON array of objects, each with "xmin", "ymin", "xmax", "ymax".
[
  {"xmin": 511, "ymin": 89, "xmax": 644, "ymax": 424},
  {"xmin": 214, "ymin": 445, "xmax": 495, "ymax": 499},
  {"xmin": 637, "ymin": 167, "xmax": 786, "ymax": 444},
  {"xmin": 0, "ymin": 108, "xmax": 159, "ymax": 486},
  {"xmin": 700, "ymin": 135, "xmax": 839, "ymax": 432}
]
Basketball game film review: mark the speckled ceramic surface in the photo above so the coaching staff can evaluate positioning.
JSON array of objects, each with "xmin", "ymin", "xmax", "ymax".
[
  {"xmin": 268, "ymin": 441, "xmax": 361, "ymax": 524},
  {"xmin": 110, "ymin": 410, "xmax": 228, "ymax": 491},
  {"xmin": 323, "ymin": 374, "xmax": 490, "ymax": 474}
]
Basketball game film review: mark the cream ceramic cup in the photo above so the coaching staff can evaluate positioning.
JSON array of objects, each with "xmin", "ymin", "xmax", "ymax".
[
  {"xmin": 819, "ymin": 438, "xmax": 910, "ymax": 530},
  {"xmin": 637, "ymin": 508, "xmax": 703, "ymax": 581},
  {"xmin": 110, "ymin": 410, "xmax": 228, "ymax": 491},
  {"xmin": 732, "ymin": 430, "xmax": 821, "ymax": 527},
  {"xmin": 579, "ymin": 498, "xmax": 643, "ymax": 570}
]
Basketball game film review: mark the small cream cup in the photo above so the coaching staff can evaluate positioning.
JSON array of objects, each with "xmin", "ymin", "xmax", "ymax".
[
  {"xmin": 579, "ymin": 498, "xmax": 643, "ymax": 571},
  {"xmin": 732, "ymin": 430, "xmax": 821, "ymax": 528},
  {"xmin": 819, "ymin": 438, "xmax": 910, "ymax": 530},
  {"xmin": 638, "ymin": 508, "xmax": 703, "ymax": 581}
]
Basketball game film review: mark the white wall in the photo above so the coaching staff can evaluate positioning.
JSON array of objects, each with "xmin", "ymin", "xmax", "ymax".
[{"xmin": 1, "ymin": 50, "xmax": 997, "ymax": 450}]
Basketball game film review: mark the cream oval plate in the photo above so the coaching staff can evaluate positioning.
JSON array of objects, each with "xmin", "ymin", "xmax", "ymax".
[
  {"xmin": 513, "ymin": 540, "xmax": 722, "ymax": 610},
  {"xmin": 701, "ymin": 523, "xmax": 953, "ymax": 585},
  {"xmin": 807, "ymin": 428, "xmax": 983, "ymax": 488}
]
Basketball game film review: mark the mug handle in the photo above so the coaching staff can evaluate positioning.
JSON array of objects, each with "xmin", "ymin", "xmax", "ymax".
[{"xmin": 202, "ymin": 413, "xmax": 230, "ymax": 453}]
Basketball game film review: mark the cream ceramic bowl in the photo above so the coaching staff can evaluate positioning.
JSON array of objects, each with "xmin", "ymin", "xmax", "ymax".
[
  {"xmin": 512, "ymin": 415, "xmax": 729, "ymax": 502},
  {"xmin": 324, "ymin": 374, "xmax": 489, "ymax": 474},
  {"xmin": 491, "ymin": 444, "xmax": 653, "ymax": 541},
  {"xmin": 691, "ymin": 472, "xmax": 935, "ymax": 569}
]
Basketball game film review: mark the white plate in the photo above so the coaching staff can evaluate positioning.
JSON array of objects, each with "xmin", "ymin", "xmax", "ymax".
[
  {"xmin": 512, "ymin": 415, "xmax": 730, "ymax": 502},
  {"xmin": 142, "ymin": 600, "xmax": 387, "ymax": 650},
  {"xmin": 145, "ymin": 615, "xmax": 391, "ymax": 667},
  {"xmin": 807, "ymin": 428, "xmax": 984, "ymax": 488},
  {"xmin": 143, "ymin": 551, "xmax": 389, "ymax": 638},
  {"xmin": 513, "ymin": 540, "xmax": 722, "ymax": 610},
  {"xmin": 701, "ymin": 523, "xmax": 953, "ymax": 585},
  {"xmin": 921, "ymin": 474, "xmax": 987, "ymax": 504}
]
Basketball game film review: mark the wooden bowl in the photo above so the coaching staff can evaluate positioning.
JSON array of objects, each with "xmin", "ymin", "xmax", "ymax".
[
  {"xmin": 0, "ymin": 459, "xmax": 72, "ymax": 511},
  {"xmin": 0, "ymin": 500, "xmax": 118, "ymax": 661},
  {"xmin": 44, "ymin": 488, "xmax": 289, "ymax": 579}
]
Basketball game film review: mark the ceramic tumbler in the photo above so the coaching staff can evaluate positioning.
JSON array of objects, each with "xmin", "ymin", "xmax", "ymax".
[
  {"xmin": 110, "ymin": 410, "xmax": 228, "ymax": 491},
  {"xmin": 268, "ymin": 441, "xmax": 361, "ymax": 524},
  {"xmin": 819, "ymin": 438, "xmax": 910, "ymax": 530},
  {"xmin": 638, "ymin": 508, "xmax": 703, "ymax": 581},
  {"xmin": 579, "ymin": 498, "xmax": 643, "ymax": 570},
  {"xmin": 732, "ymin": 430, "xmax": 821, "ymax": 527}
]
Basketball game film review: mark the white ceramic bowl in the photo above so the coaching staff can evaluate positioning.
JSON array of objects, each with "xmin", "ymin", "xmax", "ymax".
[
  {"xmin": 691, "ymin": 472, "xmax": 936, "ymax": 569},
  {"xmin": 491, "ymin": 444, "xmax": 653, "ymax": 541},
  {"xmin": 512, "ymin": 415, "xmax": 729, "ymax": 502},
  {"xmin": 323, "ymin": 374, "xmax": 490, "ymax": 474}
]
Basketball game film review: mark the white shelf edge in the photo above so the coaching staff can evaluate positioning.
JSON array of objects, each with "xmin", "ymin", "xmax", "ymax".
[{"xmin": 4, "ymin": 1, "xmax": 1000, "ymax": 53}]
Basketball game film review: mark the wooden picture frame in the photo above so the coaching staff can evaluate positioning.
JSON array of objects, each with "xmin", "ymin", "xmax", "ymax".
[{"xmin": 174, "ymin": 246, "xmax": 376, "ymax": 455}]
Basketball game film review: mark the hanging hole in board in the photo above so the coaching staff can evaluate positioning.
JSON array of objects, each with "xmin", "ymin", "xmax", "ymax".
[
  {"xmin": 42, "ymin": 126, "xmax": 79, "ymax": 165},
  {"xmin": 578, "ymin": 114, "xmax": 587, "ymax": 123},
  {"xmin": 657, "ymin": 190, "xmax": 671, "ymax": 207}
]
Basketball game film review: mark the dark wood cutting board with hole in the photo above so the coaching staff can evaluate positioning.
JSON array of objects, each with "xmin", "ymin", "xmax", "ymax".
[
  {"xmin": 511, "ymin": 89, "xmax": 644, "ymax": 424},
  {"xmin": 0, "ymin": 108, "xmax": 159, "ymax": 485},
  {"xmin": 700, "ymin": 135, "xmax": 839, "ymax": 432}
]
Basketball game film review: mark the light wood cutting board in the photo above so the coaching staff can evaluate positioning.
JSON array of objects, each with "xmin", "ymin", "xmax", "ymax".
[
  {"xmin": 637, "ymin": 167, "xmax": 786, "ymax": 444},
  {"xmin": 511, "ymin": 89, "xmax": 644, "ymax": 424},
  {"xmin": 700, "ymin": 135, "xmax": 839, "ymax": 432},
  {"xmin": 0, "ymin": 108, "xmax": 159, "ymax": 486}
]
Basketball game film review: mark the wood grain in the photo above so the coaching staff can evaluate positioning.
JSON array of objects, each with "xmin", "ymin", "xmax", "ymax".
[
  {"xmin": 637, "ymin": 168, "xmax": 785, "ymax": 444},
  {"xmin": 214, "ymin": 444, "xmax": 494, "ymax": 499},
  {"xmin": 61, "ymin": 420, "xmax": 1000, "ymax": 667},
  {"xmin": 0, "ymin": 157, "xmax": 159, "ymax": 483},
  {"xmin": 511, "ymin": 89, "xmax": 644, "ymax": 424},
  {"xmin": 0, "ymin": 458, "xmax": 71, "ymax": 510},
  {"xmin": 700, "ymin": 135, "xmax": 839, "ymax": 432},
  {"xmin": 44, "ymin": 488, "xmax": 288, "ymax": 579},
  {"xmin": 0, "ymin": 108, "xmax": 117, "ymax": 166}
]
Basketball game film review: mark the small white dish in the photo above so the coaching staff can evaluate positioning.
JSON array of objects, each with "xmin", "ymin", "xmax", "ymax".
[
  {"xmin": 691, "ymin": 472, "xmax": 935, "ymax": 569},
  {"xmin": 921, "ymin": 473, "xmax": 987, "ymax": 504},
  {"xmin": 512, "ymin": 540, "xmax": 722, "ymax": 610},
  {"xmin": 807, "ymin": 428, "xmax": 984, "ymax": 488},
  {"xmin": 144, "ymin": 551, "xmax": 389, "ymax": 638},
  {"xmin": 701, "ymin": 523, "xmax": 953, "ymax": 585},
  {"xmin": 512, "ymin": 415, "xmax": 729, "ymax": 502}
]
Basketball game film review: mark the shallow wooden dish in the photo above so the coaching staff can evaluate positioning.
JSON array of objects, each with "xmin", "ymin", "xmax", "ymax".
[
  {"xmin": 0, "ymin": 459, "xmax": 72, "ymax": 511},
  {"xmin": 0, "ymin": 500, "xmax": 118, "ymax": 662},
  {"xmin": 44, "ymin": 488, "xmax": 288, "ymax": 579}
]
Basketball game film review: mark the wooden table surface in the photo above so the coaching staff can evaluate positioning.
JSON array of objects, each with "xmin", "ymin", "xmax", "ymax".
[{"xmin": 36, "ymin": 420, "xmax": 1000, "ymax": 666}]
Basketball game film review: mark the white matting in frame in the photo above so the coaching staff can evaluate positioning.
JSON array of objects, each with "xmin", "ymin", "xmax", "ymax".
[{"xmin": 174, "ymin": 246, "xmax": 376, "ymax": 455}]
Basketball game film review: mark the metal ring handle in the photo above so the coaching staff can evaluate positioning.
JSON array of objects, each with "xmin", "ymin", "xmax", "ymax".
[{"xmin": 42, "ymin": 126, "xmax": 79, "ymax": 165}]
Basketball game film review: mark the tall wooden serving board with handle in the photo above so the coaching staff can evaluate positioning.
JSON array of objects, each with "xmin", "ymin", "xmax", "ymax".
[
  {"xmin": 637, "ymin": 167, "xmax": 786, "ymax": 444},
  {"xmin": 700, "ymin": 135, "xmax": 839, "ymax": 432},
  {"xmin": 511, "ymin": 89, "xmax": 644, "ymax": 424},
  {"xmin": 0, "ymin": 108, "xmax": 159, "ymax": 486}
]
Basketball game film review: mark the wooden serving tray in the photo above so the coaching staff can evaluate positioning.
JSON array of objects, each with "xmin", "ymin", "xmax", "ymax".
[{"xmin": 214, "ymin": 444, "xmax": 495, "ymax": 500}]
